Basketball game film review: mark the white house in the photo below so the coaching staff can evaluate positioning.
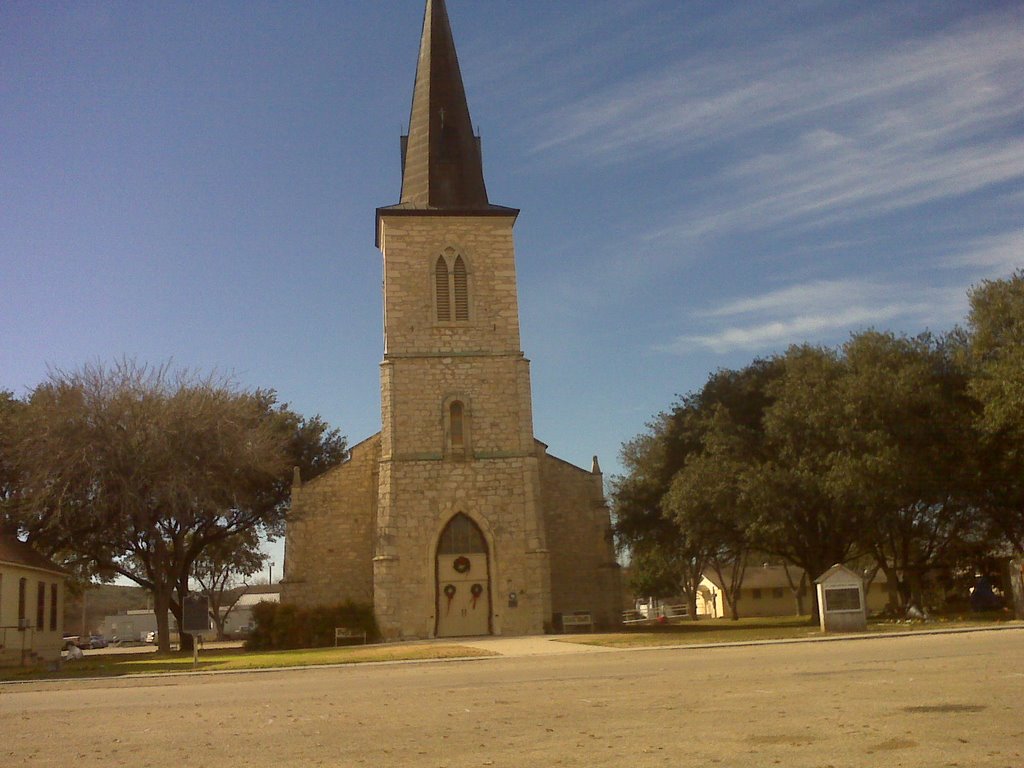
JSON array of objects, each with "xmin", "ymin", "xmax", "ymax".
[
  {"xmin": 0, "ymin": 536, "xmax": 67, "ymax": 667},
  {"xmin": 698, "ymin": 565, "xmax": 890, "ymax": 618}
]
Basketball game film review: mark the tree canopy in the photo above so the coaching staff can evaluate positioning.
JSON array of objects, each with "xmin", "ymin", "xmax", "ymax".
[
  {"xmin": 1, "ymin": 361, "xmax": 345, "ymax": 651},
  {"xmin": 614, "ymin": 273, "xmax": 1024, "ymax": 621}
]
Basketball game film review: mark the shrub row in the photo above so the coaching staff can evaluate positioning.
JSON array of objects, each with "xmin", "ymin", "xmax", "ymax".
[{"xmin": 246, "ymin": 600, "xmax": 379, "ymax": 650}]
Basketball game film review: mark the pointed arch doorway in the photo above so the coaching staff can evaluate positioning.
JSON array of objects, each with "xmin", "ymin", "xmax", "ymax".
[{"xmin": 435, "ymin": 514, "xmax": 492, "ymax": 637}]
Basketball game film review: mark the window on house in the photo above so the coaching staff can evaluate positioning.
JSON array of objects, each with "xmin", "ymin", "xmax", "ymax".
[
  {"xmin": 50, "ymin": 583, "xmax": 59, "ymax": 631},
  {"xmin": 435, "ymin": 251, "xmax": 470, "ymax": 323},
  {"xmin": 36, "ymin": 582, "xmax": 46, "ymax": 630},
  {"xmin": 18, "ymin": 577, "xmax": 27, "ymax": 626},
  {"xmin": 752, "ymin": 588, "xmax": 763, "ymax": 600},
  {"xmin": 772, "ymin": 588, "xmax": 784, "ymax": 599}
]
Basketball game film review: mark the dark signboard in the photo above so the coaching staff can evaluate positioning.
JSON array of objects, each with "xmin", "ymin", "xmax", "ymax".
[{"xmin": 182, "ymin": 593, "xmax": 211, "ymax": 634}]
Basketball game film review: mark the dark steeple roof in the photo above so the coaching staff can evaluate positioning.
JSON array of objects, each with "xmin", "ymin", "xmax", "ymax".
[
  {"xmin": 376, "ymin": 0, "xmax": 517, "ymax": 243},
  {"xmin": 399, "ymin": 0, "xmax": 492, "ymax": 210}
]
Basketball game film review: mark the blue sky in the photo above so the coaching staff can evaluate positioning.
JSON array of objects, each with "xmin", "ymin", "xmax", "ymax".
[{"xmin": 3, "ymin": 1, "xmax": 1022, "ymax": 569}]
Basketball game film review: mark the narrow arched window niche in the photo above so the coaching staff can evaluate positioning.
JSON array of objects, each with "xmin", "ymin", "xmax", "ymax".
[
  {"xmin": 433, "ymin": 248, "xmax": 471, "ymax": 324},
  {"xmin": 443, "ymin": 394, "xmax": 472, "ymax": 458}
]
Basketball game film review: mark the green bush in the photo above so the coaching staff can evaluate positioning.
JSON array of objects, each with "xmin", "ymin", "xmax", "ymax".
[{"xmin": 246, "ymin": 601, "xmax": 379, "ymax": 650}]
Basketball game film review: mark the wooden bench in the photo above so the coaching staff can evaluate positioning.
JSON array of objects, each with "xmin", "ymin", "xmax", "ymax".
[
  {"xmin": 334, "ymin": 627, "xmax": 367, "ymax": 646},
  {"xmin": 561, "ymin": 613, "xmax": 593, "ymax": 633},
  {"xmin": 662, "ymin": 604, "xmax": 688, "ymax": 619}
]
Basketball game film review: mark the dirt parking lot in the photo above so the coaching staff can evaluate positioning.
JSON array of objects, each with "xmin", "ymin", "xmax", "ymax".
[{"xmin": 2, "ymin": 629, "xmax": 1022, "ymax": 767}]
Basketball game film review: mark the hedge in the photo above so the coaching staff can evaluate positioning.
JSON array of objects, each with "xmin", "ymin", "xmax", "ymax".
[{"xmin": 246, "ymin": 600, "xmax": 379, "ymax": 650}]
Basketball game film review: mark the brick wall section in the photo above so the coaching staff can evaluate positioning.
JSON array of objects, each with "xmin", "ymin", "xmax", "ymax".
[
  {"xmin": 538, "ymin": 446, "xmax": 622, "ymax": 629},
  {"xmin": 281, "ymin": 435, "xmax": 379, "ymax": 608}
]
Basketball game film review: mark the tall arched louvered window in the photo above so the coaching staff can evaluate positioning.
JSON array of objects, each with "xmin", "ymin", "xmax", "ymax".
[
  {"xmin": 435, "ymin": 250, "xmax": 470, "ymax": 323},
  {"xmin": 453, "ymin": 256, "xmax": 469, "ymax": 321},
  {"xmin": 435, "ymin": 255, "xmax": 451, "ymax": 322}
]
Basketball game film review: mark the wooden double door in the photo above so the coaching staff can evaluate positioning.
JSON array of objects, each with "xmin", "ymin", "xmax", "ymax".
[{"xmin": 435, "ymin": 514, "xmax": 491, "ymax": 638}]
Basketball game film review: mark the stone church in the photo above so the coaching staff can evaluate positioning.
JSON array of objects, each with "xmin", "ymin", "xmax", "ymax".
[{"xmin": 282, "ymin": 0, "xmax": 621, "ymax": 640}]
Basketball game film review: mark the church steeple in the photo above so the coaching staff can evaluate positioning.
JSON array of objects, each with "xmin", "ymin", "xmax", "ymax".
[{"xmin": 399, "ymin": 0, "xmax": 489, "ymax": 210}]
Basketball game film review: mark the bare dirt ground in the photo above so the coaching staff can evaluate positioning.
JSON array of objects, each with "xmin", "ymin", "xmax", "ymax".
[{"xmin": 2, "ymin": 629, "xmax": 1022, "ymax": 767}]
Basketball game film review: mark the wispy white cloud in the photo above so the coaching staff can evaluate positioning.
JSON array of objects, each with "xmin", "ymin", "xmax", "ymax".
[
  {"xmin": 661, "ymin": 278, "xmax": 967, "ymax": 355},
  {"xmin": 533, "ymin": 10, "xmax": 1024, "ymax": 238},
  {"xmin": 943, "ymin": 228, "xmax": 1024, "ymax": 276}
]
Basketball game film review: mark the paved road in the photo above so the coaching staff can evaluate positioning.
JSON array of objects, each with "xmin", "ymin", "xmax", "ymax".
[{"xmin": 2, "ymin": 630, "xmax": 1021, "ymax": 767}]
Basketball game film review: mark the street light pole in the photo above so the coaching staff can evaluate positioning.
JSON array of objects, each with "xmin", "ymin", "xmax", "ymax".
[{"xmin": 269, "ymin": 561, "xmax": 275, "ymax": 586}]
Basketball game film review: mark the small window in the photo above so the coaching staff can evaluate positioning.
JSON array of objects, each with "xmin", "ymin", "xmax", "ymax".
[
  {"xmin": 50, "ymin": 583, "xmax": 59, "ymax": 632},
  {"xmin": 444, "ymin": 395, "xmax": 471, "ymax": 457},
  {"xmin": 752, "ymin": 588, "xmax": 762, "ymax": 600},
  {"xmin": 36, "ymin": 581, "xmax": 46, "ymax": 631},
  {"xmin": 18, "ymin": 577, "xmax": 27, "ymax": 625},
  {"xmin": 450, "ymin": 401, "xmax": 464, "ymax": 449}
]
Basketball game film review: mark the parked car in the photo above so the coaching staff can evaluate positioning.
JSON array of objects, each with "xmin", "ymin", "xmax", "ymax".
[
  {"xmin": 62, "ymin": 635, "xmax": 80, "ymax": 651},
  {"xmin": 144, "ymin": 631, "xmax": 157, "ymax": 644},
  {"xmin": 88, "ymin": 635, "xmax": 108, "ymax": 649}
]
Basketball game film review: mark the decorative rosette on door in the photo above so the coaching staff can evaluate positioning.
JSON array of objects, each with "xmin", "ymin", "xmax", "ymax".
[
  {"xmin": 470, "ymin": 583, "xmax": 484, "ymax": 609},
  {"xmin": 453, "ymin": 556, "xmax": 471, "ymax": 574},
  {"xmin": 444, "ymin": 583, "xmax": 457, "ymax": 615}
]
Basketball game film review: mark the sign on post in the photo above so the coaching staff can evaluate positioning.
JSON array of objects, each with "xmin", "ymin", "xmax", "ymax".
[
  {"xmin": 182, "ymin": 594, "xmax": 211, "ymax": 634},
  {"xmin": 182, "ymin": 593, "xmax": 211, "ymax": 670}
]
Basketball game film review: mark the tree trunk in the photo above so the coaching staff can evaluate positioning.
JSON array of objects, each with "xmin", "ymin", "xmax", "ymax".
[
  {"xmin": 153, "ymin": 586, "xmax": 172, "ymax": 654},
  {"xmin": 1003, "ymin": 558, "xmax": 1024, "ymax": 620},
  {"xmin": 880, "ymin": 563, "xmax": 901, "ymax": 613},
  {"xmin": 728, "ymin": 595, "xmax": 740, "ymax": 621}
]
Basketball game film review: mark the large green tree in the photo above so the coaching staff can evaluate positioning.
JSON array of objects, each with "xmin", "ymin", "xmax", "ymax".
[
  {"xmin": 966, "ymin": 271, "xmax": 1024, "ymax": 552},
  {"xmin": 742, "ymin": 345, "xmax": 864, "ymax": 620},
  {"xmin": 614, "ymin": 361, "xmax": 780, "ymax": 618},
  {"xmin": 3, "ymin": 362, "xmax": 345, "ymax": 652},
  {"xmin": 835, "ymin": 331, "xmax": 978, "ymax": 610}
]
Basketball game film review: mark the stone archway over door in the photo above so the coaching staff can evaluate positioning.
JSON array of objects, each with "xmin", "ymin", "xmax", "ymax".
[{"xmin": 436, "ymin": 514, "xmax": 491, "ymax": 637}]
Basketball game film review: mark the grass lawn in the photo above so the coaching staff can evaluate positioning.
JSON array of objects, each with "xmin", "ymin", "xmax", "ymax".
[
  {"xmin": 1, "ymin": 643, "xmax": 497, "ymax": 683},
  {"xmin": 556, "ymin": 614, "xmax": 1019, "ymax": 648}
]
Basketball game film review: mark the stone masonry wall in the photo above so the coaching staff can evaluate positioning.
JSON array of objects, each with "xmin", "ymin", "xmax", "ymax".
[
  {"xmin": 281, "ymin": 435, "xmax": 379, "ymax": 608},
  {"xmin": 374, "ymin": 212, "xmax": 551, "ymax": 639},
  {"xmin": 373, "ymin": 455, "xmax": 551, "ymax": 639},
  {"xmin": 539, "ymin": 447, "xmax": 622, "ymax": 630},
  {"xmin": 377, "ymin": 215, "xmax": 522, "ymax": 357}
]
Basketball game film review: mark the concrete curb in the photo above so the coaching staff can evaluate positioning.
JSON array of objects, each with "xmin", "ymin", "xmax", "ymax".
[{"xmin": 555, "ymin": 621, "xmax": 1024, "ymax": 656}]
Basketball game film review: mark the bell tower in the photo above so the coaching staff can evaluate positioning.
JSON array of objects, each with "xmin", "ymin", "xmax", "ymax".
[{"xmin": 373, "ymin": 0, "xmax": 551, "ymax": 638}]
